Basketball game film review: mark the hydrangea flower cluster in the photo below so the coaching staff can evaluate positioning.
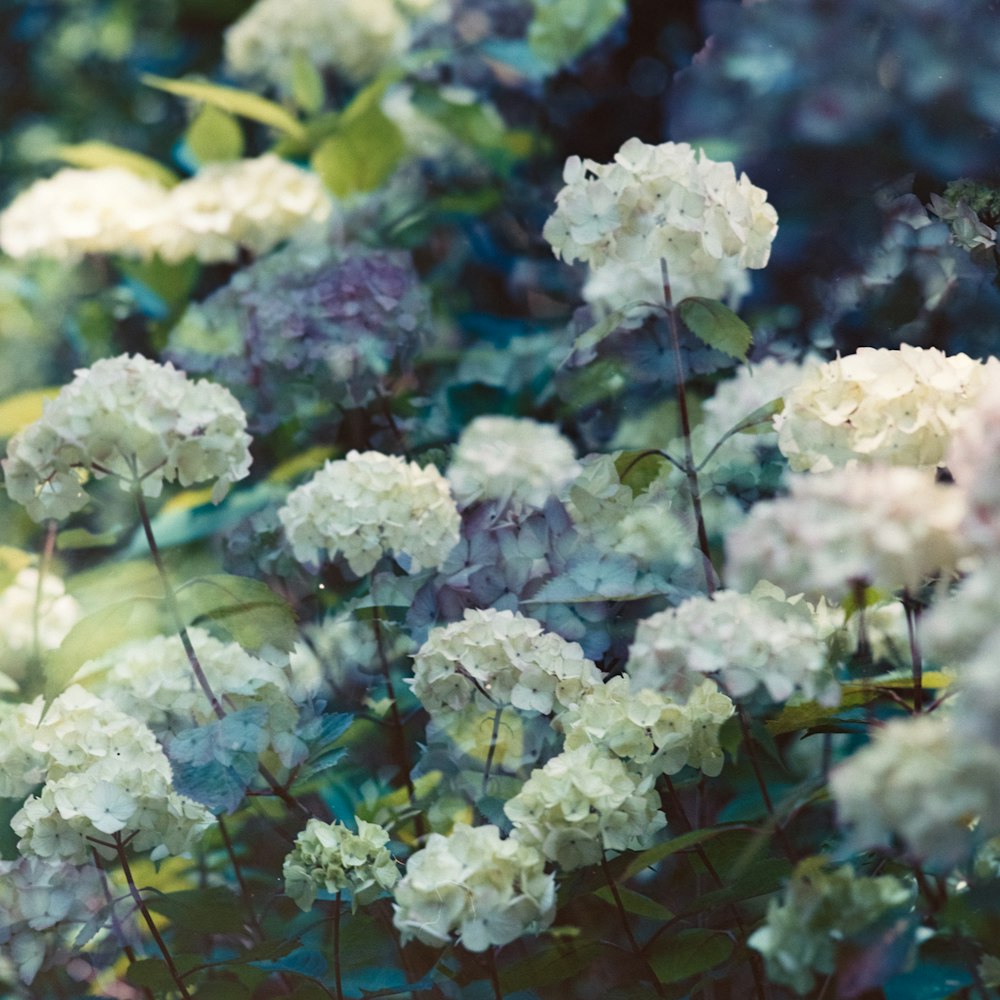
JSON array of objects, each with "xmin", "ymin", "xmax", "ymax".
[
  {"xmin": 0, "ymin": 700, "xmax": 46, "ymax": 799},
  {"xmin": 776, "ymin": 346, "xmax": 999, "ymax": 472},
  {"xmin": 557, "ymin": 676, "xmax": 735, "ymax": 778},
  {"xmin": 0, "ymin": 569, "xmax": 81, "ymax": 691},
  {"xmin": 830, "ymin": 713, "xmax": 1000, "ymax": 870},
  {"xmin": 11, "ymin": 686, "xmax": 213, "ymax": 864},
  {"xmin": 0, "ymin": 857, "xmax": 105, "ymax": 985},
  {"xmin": 626, "ymin": 587, "xmax": 836, "ymax": 706},
  {"xmin": 527, "ymin": 0, "xmax": 627, "ymax": 72},
  {"xmin": 543, "ymin": 138, "xmax": 778, "ymax": 294},
  {"xmin": 725, "ymin": 466, "xmax": 966, "ymax": 600},
  {"xmin": 409, "ymin": 608, "xmax": 602, "ymax": 717},
  {"xmin": 225, "ymin": 0, "xmax": 444, "ymax": 91},
  {"xmin": 748, "ymin": 859, "xmax": 916, "ymax": 996},
  {"xmin": 278, "ymin": 450, "xmax": 460, "ymax": 575},
  {"xmin": 167, "ymin": 244, "xmax": 432, "ymax": 433},
  {"xmin": 928, "ymin": 193, "xmax": 997, "ymax": 251},
  {"xmin": 447, "ymin": 416, "xmax": 581, "ymax": 510},
  {"xmin": 283, "ymin": 818, "xmax": 399, "ymax": 912},
  {"xmin": 0, "ymin": 156, "xmax": 332, "ymax": 264},
  {"xmin": 2, "ymin": 354, "xmax": 252, "ymax": 521},
  {"xmin": 393, "ymin": 823, "xmax": 556, "ymax": 952},
  {"xmin": 504, "ymin": 744, "xmax": 666, "ymax": 869}
]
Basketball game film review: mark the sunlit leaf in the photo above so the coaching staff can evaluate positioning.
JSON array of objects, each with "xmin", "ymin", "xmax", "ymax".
[
  {"xmin": 0, "ymin": 388, "xmax": 59, "ymax": 438},
  {"xmin": 677, "ymin": 297, "xmax": 752, "ymax": 362},
  {"xmin": 56, "ymin": 141, "xmax": 179, "ymax": 187},
  {"xmin": 184, "ymin": 105, "xmax": 245, "ymax": 165}
]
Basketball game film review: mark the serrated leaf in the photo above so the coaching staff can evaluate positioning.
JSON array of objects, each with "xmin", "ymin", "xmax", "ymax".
[
  {"xmin": 648, "ymin": 929, "xmax": 733, "ymax": 984},
  {"xmin": 0, "ymin": 388, "xmax": 59, "ymax": 438},
  {"xmin": 175, "ymin": 574, "xmax": 297, "ymax": 653},
  {"xmin": 677, "ymin": 297, "xmax": 752, "ymax": 362},
  {"xmin": 56, "ymin": 141, "xmax": 179, "ymax": 187},
  {"xmin": 142, "ymin": 74, "xmax": 307, "ymax": 140},
  {"xmin": 184, "ymin": 105, "xmax": 244, "ymax": 165},
  {"xmin": 614, "ymin": 449, "xmax": 669, "ymax": 497}
]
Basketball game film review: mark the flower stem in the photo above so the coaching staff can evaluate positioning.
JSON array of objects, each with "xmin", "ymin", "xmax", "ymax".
[
  {"xmin": 902, "ymin": 588, "xmax": 924, "ymax": 713},
  {"xmin": 115, "ymin": 834, "xmax": 192, "ymax": 999},
  {"xmin": 31, "ymin": 519, "xmax": 59, "ymax": 667},
  {"xmin": 332, "ymin": 892, "xmax": 344, "ymax": 1000},
  {"xmin": 482, "ymin": 707, "xmax": 504, "ymax": 796}
]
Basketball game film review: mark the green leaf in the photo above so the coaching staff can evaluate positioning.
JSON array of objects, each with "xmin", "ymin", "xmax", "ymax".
[
  {"xmin": 499, "ymin": 939, "xmax": 596, "ymax": 994},
  {"xmin": 56, "ymin": 141, "xmax": 179, "ymax": 187},
  {"xmin": 614, "ymin": 449, "xmax": 670, "ymax": 497},
  {"xmin": 142, "ymin": 74, "xmax": 307, "ymax": 140},
  {"xmin": 677, "ymin": 297, "xmax": 752, "ymax": 362},
  {"xmin": 55, "ymin": 527, "xmax": 122, "ymax": 551},
  {"xmin": 175, "ymin": 574, "xmax": 298, "ymax": 653},
  {"xmin": 623, "ymin": 827, "xmax": 730, "ymax": 880},
  {"xmin": 565, "ymin": 308, "xmax": 634, "ymax": 366},
  {"xmin": 594, "ymin": 885, "xmax": 673, "ymax": 921},
  {"xmin": 126, "ymin": 959, "xmax": 177, "ymax": 992},
  {"xmin": 0, "ymin": 388, "xmax": 59, "ymax": 438},
  {"xmin": 648, "ymin": 929, "xmax": 733, "ymax": 984},
  {"xmin": 290, "ymin": 50, "xmax": 325, "ymax": 115},
  {"xmin": 184, "ymin": 105, "xmax": 245, "ymax": 165},
  {"xmin": 145, "ymin": 887, "xmax": 250, "ymax": 935}
]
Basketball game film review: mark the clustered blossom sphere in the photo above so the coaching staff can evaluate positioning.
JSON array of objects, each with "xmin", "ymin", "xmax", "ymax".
[
  {"xmin": 543, "ymin": 138, "xmax": 778, "ymax": 291},
  {"xmin": 392, "ymin": 823, "xmax": 555, "ymax": 952},
  {"xmin": 2, "ymin": 354, "xmax": 252, "ymax": 521},
  {"xmin": 447, "ymin": 416, "xmax": 581, "ymax": 509},
  {"xmin": 557, "ymin": 675, "xmax": 735, "ymax": 778},
  {"xmin": 504, "ymin": 744, "xmax": 666, "ymax": 870},
  {"xmin": 776, "ymin": 346, "xmax": 999, "ymax": 472},
  {"xmin": 278, "ymin": 450, "xmax": 460, "ymax": 575},
  {"xmin": 409, "ymin": 608, "xmax": 602, "ymax": 717},
  {"xmin": 626, "ymin": 588, "xmax": 836, "ymax": 706},
  {"xmin": 830, "ymin": 713, "xmax": 1000, "ymax": 870},
  {"xmin": 0, "ymin": 156, "xmax": 332, "ymax": 265},
  {"xmin": 283, "ymin": 818, "xmax": 399, "ymax": 912},
  {"xmin": 725, "ymin": 466, "xmax": 966, "ymax": 601}
]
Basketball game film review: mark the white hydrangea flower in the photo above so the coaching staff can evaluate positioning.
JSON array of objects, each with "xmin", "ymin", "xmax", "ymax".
[
  {"xmin": 410, "ymin": 608, "xmax": 602, "ymax": 718},
  {"xmin": 152, "ymin": 155, "xmax": 334, "ymax": 264},
  {"xmin": 830, "ymin": 713, "xmax": 1000, "ymax": 870},
  {"xmin": 776, "ymin": 346, "xmax": 999, "ymax": 473},
  {"xmin": 725, "ymin": 466, "xmax": 967, "ymax": 601},
  {"xmin": 543, "ymin": 138, "xmax": 778, "ymax": 287},
  {"xmin": 928, "ymin": 193, "xmax": 997, "ymax": 251},
  {"xmin": 447, "ymin": 416, "xmax": 581, "ymax": 510},
  {"xmin": 279, "ymin": 450, "xmax": 460, "ymax": 575},
  {"xmin": 0, "ymin": 699, "xmax": 46, "ymax": 799},
  {"xmin": 626, "ymin": 586, "xmax": 836, "ymax": 706},
  {"xmin": 0, "ymin": 568, "xmax": 81, "ymax": 689},
  {"xmin": 283, "ymin": 817, "xmax": 398, "ymax": 912},
  {"xmin": 0, "ymin": 167, "xmax": 170, "ymax": 262},
  {"xmin": 2, "ymin": 354, "xmax": 252, "ymax": 522},
  {"xmin": 557, "ymin": 675, "xmax": 734, "ymax": 778},
  {"xmin": 504, "ymin": 744, "xmax": 666, "ymax": 869},
  {"xmin": 684, "ymin": 679, "xmax": 739, "ymax": 778},
  {"xmin": 923, "ymin": 565, "xmax": 1000, "ymax": 668},
  {"xmin": 748, "ymin": 859, "xmax": 916, "ymax": 996},
  {"xmin": 527, "ymin": 0, "xmax": 627, "ymax": 71},
  {"xmin": 225, "ymin": 0, "xmax": 441, "ymax": 91},
  {"xmin": 393, "ymin": 823, "xmax": 556, "ymax": 952}
]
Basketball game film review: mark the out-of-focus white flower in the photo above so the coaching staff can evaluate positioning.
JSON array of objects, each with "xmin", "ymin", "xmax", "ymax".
[
  {"xmin": 830, "ymin": 712, "xmax": 1000, "ymax": 870},
  {"xmin": 0, "ymin": 168, "xmax": 170, "ymax": 262},
  {"xmin": 725, "ymin": 466, "xmax": 967, "ymax": 601},
  {"xmin": 776, "ymin": 346, "xmax": 999, "ymax": 472},
  {"xmin": 2, "ymin": 354, "xmax": 252, "ymax": 522},
  {"xmin": 543, "ymin": 138, "xmax": 778, "ymax": 287},
  {"xmin": 393, "ymin": 823, "xmax": 555, "ymax": 951},
  {"xmin": 504, "ymin": 744, "xmax": 666, "ymax": 869},
  {"xmin": 284, "ymin": 817, "xmax": 398, "ymax": 911},
  {"xmin": 447, "ymin": 416, "xmax": 581, "ymax": 510},
  {"xmin": 410, "ymin": 607, "xmax": 602, "ymax": 718},
  {"xmin": 626, "ymin": 585, "xmax": 836, "ymax": 706},
  {"xmin": 278, "ymin": 450, "xmax": 460, "ymax": 575},
  {"xmin": 749, "ymin": 858, "xmax": 916, "ymax": 996},
  {"xmin": 923, "ymin": 565, "xmax": 1000, "ymax": 667},
  {"xmin": 0, "ymin": 569, "xmax": 81, "ymax": 689},
  {"xmin": 527, "ymin": 0, "xmax": 627, "ymax": 72},
  {"xmin": 0, "ymin": 700, "xmax": 46, "ymax": 799}
]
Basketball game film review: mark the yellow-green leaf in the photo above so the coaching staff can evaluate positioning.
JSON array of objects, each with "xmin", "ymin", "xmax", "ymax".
[
  {"xmin": 677, "ymin": 296, "xmax": 752, "ymax": 362},
  {"xmin": 56, "ymin": 141, "xmax": 179, "ymax": 187},
  {"xmin": 310, "ymin": 110, "xmax": 406, "ymax": 196},
  {"xmin": 290, "ymin": 50, "xmax": 325, "ymax": 115},
  {"xmin": 0, "ymin": 388, "xmax": 59, "ymax": 438},
  {"xmin": 142, "ymin": 74, "xmax": 307, "ymax": 141},
  {"xmin": 184, "ymin": 105, "xmax": 245, "ymax": 165}
]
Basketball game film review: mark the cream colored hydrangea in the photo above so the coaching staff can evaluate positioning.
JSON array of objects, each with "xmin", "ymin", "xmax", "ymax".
[
  {"xmin": 393, "ymin": 823, "xmax": 556, "ymax": 952},
  {"xmin": 776, "ymin": 346, "xmax": 999, "ymax": 472},
  {"xmin": 283, "ymin": 818, "xmax": 398, "ymax": 912},
  {"xmin": 12, "ymin": 686, "xmax": 212, "ymax": 863},
  {"xmin": 504, "ymin": 744, "xmax": 666, "ymax": 869},
  {"xmin": 0, "ymin": 167, "xmax": 170, "ymax": 262},
  {"xmin": 279, "ymin": 450, "xmax": 460, "ymax": 575},
  {"xmin": 447, "ymin": 416, "xmax": 581, "ymax": 509},
  {"xmin": 830, "ymin": 713, "xmax": 1000, "ymax": 869},
  {"xmin": 749, "ymin": 859, "xmax": 915, "ymax": 996},
  {"xmin": 0, "ymin": 699, "xmax": 46, "ymax": 799},
  {"xmin": 225, "ymin": 0, "xmax": 443, "ymax": 92},
  {"xmin": 725, "ymin": 466, "xmax": 967, "ymax": 601},
  {"xmin": 543, "ymin": 138, "xmax": 778, "ymax": 286},
  {"xmin": 557, "ymin": 675, "xmax": 734, "ymax": 778},
  {"xmin": 410, "ymin": 607, "xmax": 602, "ymax": 717},
  {"xmin": 626, "ymin": 586, "xmax": 836, "ymax": 706},
  {"xmin": 2, "ymin": 354, "xmax": 252, "ymax": 522},
  {"xmin": 0, "ymin": 569, "xmax": 81, "ymax": 689}
]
